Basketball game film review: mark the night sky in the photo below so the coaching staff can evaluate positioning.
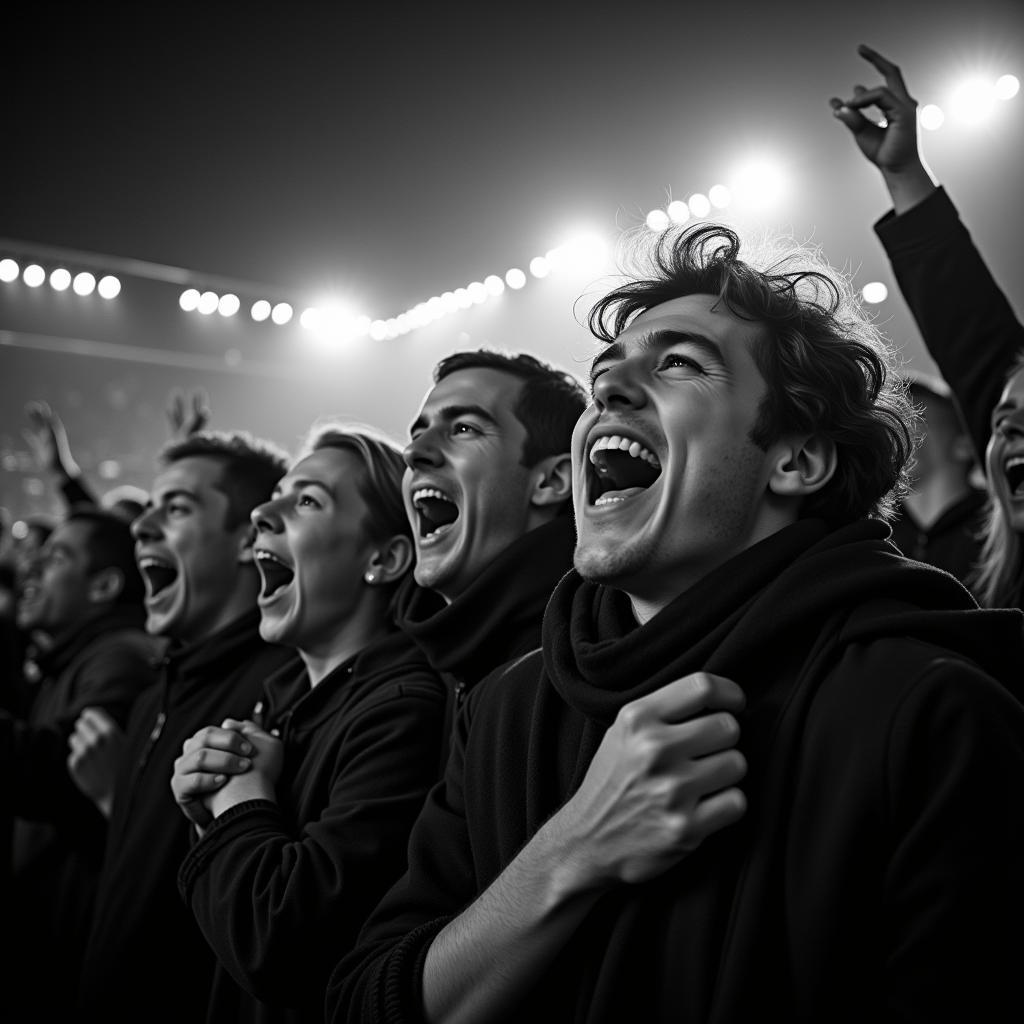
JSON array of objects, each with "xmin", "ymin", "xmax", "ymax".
[{"xmin": 3, "ymin": 0, "xmax": 1023, "ymax": 521}]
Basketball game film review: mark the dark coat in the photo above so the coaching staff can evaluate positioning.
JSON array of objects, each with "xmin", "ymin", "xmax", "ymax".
[
  {"xmin": 327, "ymin": 520, "xmax": 1024, "ymax": 1023},
  {"xmin": 178, "ymin": 629, "xmax": 447, "ymax": 1024},
  {"xmin": 1, "ymin": 607, "xmax": 159, "ymax": 1022},
  {"xmin": 77, "ymin": 610, "xmax": 298, "ymax": 1023}
]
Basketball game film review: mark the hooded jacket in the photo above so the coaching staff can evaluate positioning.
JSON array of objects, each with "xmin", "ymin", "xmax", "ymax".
[
  {"xmin": 393, "ymin": 515, "xmax": 576, "ymax": 759},
  {"xmin": 327, "ymin": 519, "xmax": 1024, "ymax": 1023},
  {"xmin": 177, "ymin": 629, "xmax": 447, "ymax": 1024},
  {"xmin": 77, "ymin": 609, "xmax": 298, "ymax": 1023}
]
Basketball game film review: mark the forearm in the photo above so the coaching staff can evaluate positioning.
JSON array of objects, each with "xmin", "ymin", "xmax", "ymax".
[
  {"xmin": 422, "ymin": 814, "xmax": 604, "ymax": 1024},
  {"xmin": 880, "ymin": 160, "xmax": 937, "ymax": 216}
]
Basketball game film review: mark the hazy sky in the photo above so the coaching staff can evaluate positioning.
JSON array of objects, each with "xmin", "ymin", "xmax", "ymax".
[{"xmin": 2, "ymin": 0, "xmax": 1022, "ymax": 518}]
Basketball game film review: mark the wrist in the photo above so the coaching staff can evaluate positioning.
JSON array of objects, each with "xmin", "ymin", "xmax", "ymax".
[{"xmin": 881, "ymin": 161, "xmax": 937, "ymax": 215}]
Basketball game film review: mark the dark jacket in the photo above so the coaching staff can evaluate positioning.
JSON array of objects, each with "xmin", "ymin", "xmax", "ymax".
[
  {"xmin": 394, "ymin": 515, "xmax": 575, "ymax": 760},
  {"xmin": 1, "ymin": 607, "xmax": 159, "ymax": 1023},
  {"xmin": 327, "ymin": 520, "xmax": 1024, "ymax": 1023},
  {"xmin": 178, "ymin": 629, "xmax": 447, "ymax": 1024},
  {"xmin": 875, "ymin": 186, "xmax": 1024, "ymax": 469},
  {"xmin": 77, "ymin": 610, "xmax": 297, "ymax": 1023},
  {"xmin": 889, "ymin": 487, "xmax": 988, "ymax": 588}
]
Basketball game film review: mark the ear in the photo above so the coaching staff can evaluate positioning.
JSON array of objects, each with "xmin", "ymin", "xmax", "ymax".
[
  {"xmin": 528, "ymin": 453, "xmax": 573, "ymax": 509},
  {"xmin": 768, "ymin": 434, "xmax": 837, "ymax": 497},
  {"xmin": 363, "ymin": 534, "xmax": 414, "ymax": 587},
  {"xmin": 235, "ymin": 523, "xmax": 257, "ymax": 566},
  {"xmin": 87, "ymin": 567, "xmax": 125, "ymax": 606}
]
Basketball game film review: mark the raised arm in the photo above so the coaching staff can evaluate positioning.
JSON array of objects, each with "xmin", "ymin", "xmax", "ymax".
[{"xmin": 831, "ymin": 44, "xmax": 1024, "ymax": 461}]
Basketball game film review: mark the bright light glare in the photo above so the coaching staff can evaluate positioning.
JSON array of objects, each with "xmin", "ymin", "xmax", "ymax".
[
  {"xmin": 862, "ymin": 281, "xmax": 888, "ymax": 304},
  {"xmin": 951, "ymin": 78, "xmax": 997, "ymax": 123},
  {"xmin": 98, "ymin": 275, "xmax": 121, "ymax": 299},
  {"xmin": 454, "ymin": 288, "xmax": 472, "ymax": 309},
  {"xmin": 545, "ymin": 247, "xmax": 567, "ymax": 270},
  {"xmin": 467, "ymin": 281, "xmax": 488, "ymax": 304},
  {"xmin": 731, "ymin": 158, "xmax": 787, "ymax": 209},
  {"xmin": 370, "ymin": 320, "xmax": 389, "ymax": 340},
  {"xmin": 529, "ymin": 256, "xmax": 550, "ymax": 279},
  {"xmin": 49, "ymin": 268, "xmax": 72, "ymax": 291},
  {"xmin": 300, "ymin": 307, "xmax": 321, "ymax": 330},
  {"xmin": 919, "ymin": 104, "xmax": 945, "ymax": 131},
  {"xmin": 0, "ymin": 258, "xmax": 19, "ymax": 282},
  {"xmin": 180, "ymin": 288, "xmax": 201, "ymax": 311},
  {"xmin": 217, "ymin": 292, "xmax": 239, "ymax": 316},
  {"xmin": 688, "ymin": 193, "xmax": 711, "ymax": 218},
  {"xmin": 505, "ymin": 268, "xmax": 526, "ymax": 289},
  {"xmin": 484, "ymin": 274, "xmax": 505, "ymax": 296},
  {"xmin": 271, "ymin": 302, "xmax": 293, "ymax": 325},
  {"xmin": 197, "ymin": 290, "xmax": 219, "ymax": 315},
  {"xmin": 23, "ymin": 264, "xmax": 46, "ymax": 287},
  {"xmin": 441, "ymin": 291, "xmax": 460, "ymax": 313},
  {"xmin": 72, "ymin": 271, "xmax": 96, "ymax": 296},
  {"xmin": 645, "ymin": 209, "xmax": 670, "ymax": 231},
  {"xmin": 709, "ymin": 184, "xmax": 731, "ymax": 208},
  {"xmin": 251, "ymin": 299, "xmax": 271, "ymax": 322},
  {"xmin": 667, "ymin": 200, "xmax": 689, "ymax": 223},
  {"xmin": 560, "ymin": 233, "xmax": 608, "ymax": 270},
  {"xmin": 995, "ymin": 74, "xmax": 1020, "ymax": 100}
]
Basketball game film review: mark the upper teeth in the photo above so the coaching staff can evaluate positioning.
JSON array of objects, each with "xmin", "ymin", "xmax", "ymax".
[
  {"xmin": 138, "ymin": 556, "xmax": 173, "ymax": 570},
  {"xmin": 412, "ymin": 487, "xmax": 453, "ymax": 504},
  {"xmin": 588, "ymin": 434, "xmax": 660, "ymax": 468},
  {"xmin": 255, "ymin": 550, "xmax": 289, "ymax": 567},
  {"xmin": 1006, "ymin": 456, "xmax": 1024, "ymax": 472}
]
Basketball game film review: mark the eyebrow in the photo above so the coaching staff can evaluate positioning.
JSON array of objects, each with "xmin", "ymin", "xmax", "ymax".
[
  {"xmin": 275, "ymin": 477, "xmax": 332, "ymax": 498},
  {"xmin": 156, "ymin": 488, "xmax": 202, "ymax": 505},
  {"xmin": 590, "ymin": 329, "xmax": 728, "ymax": 379},
  {"xmin": 409, "ymin": 403, "xmax": 501, "ymax": 435}
]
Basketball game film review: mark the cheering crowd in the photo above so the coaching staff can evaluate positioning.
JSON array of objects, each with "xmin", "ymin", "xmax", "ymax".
[{"xmin": 2, "ymin": 46, "xmax": 1023, "ymax": 1023}]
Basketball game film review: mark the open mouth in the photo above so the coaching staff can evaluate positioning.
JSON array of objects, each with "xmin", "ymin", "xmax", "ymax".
[
  {"xmin": 138, "ymin": 556, "xmax": 179, "ymax": 599},
  {"xmin": 412, "ymin": 487, "xmax": 460, "ymax": 540},
  {"xmin": 255, "ymin": 550, "xmax": 295, "ymax": 598},
  {"xmin": 1004, "ymin": 456, "xmax": 1024, "ymax": 497},
  {"xmin": 588, "ymin": 433, "xmax": 662, "ymax": 506}
]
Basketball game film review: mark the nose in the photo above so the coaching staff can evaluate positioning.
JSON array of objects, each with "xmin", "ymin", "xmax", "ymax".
[
  {"xmin": 592, "ymin": 357, "xmax": 647, "ymax": 412},
  {"xmin": 403, "ymin": 428, "xmax": 443, "ymax": 471},
  {"xmin": 251, "ymin": 496, "xmax": 284, "ymax": 533},
  {"xmin": 131, "ymin": 506, "xmax": 161, "ymax": 541}
]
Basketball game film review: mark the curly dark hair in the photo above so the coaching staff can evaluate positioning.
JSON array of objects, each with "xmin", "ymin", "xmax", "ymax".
[{"xmin": 587, "ymin": 223, "xmax": 915, "ymax": 525}]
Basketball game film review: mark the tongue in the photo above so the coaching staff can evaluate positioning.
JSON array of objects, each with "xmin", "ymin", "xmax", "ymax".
[
  {"xmin": 260, "ymin": 560, "xmax": 295, "ymax": 598},
  {"xmin": 144, "ymin": 564, "xmax": 178, "ymax": 597},
  {"xmin": 592, "ymin": 449, "xmax": 660, "ymax": 491},
  {"xmin": 417, "ymin": 497, "xmax": 459, "ymax": 536}
]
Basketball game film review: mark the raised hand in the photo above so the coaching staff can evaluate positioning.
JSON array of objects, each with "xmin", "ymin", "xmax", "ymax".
[
  {"xmin": 830, "ymin": 44, "xmax": 936, "ymax": 213},
  {"xmin": 23, "ymin": 400, "xmax": 80, "ymax": 479},
  {"xmin": 67, "ymin": 706, "xmax": 126, "ymax": 819},
  {"xmin": 171, "ymin": 721, "xmax": 255, "ymax": 829},
  {"xmin": 166, "ymin": 388, "xmax": 211, "ymax": 439}
]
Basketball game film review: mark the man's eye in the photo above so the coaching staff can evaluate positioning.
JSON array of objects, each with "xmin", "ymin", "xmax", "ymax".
[
  {"xmin": 452, "ymin": 422, "xmax": 480, "ymax": 435},
  {"xmin": 167, "ymin": 503, "xmax": 190, "ymax": 516},
  {"xmin": 660, "ymin": 353, "xmax": 703, "ymax": 373},
  {"xmin": 298, "ymin": 493, "xmax": 320, "ymax": 508}
]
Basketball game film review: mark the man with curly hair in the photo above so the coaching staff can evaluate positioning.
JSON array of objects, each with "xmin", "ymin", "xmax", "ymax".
[{"xmin": 327, "ymin": 224, "xmax": 1024, "ymax": 1023}]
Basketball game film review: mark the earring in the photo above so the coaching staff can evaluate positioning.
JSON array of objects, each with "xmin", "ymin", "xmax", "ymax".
[{"xmin": 364, "ymin": 572, "xmax": 375, "ymax": 583}]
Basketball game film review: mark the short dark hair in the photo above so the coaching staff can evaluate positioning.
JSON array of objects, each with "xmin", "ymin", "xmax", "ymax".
[
  {"xmin": 588, "ymin": 223, "xmax": 915, "ymax": 525},
  {"xmin": 160, "ymin": 430, "xmax": 289, "ymax": 530},
  {"xmin": 434, "ymin": 350, "xmax": 587, "ymax": 468},
  {"xmin": 305, "ymin": 423, "xmax": 410, "ymax": 545},
  {"xmin": 65, "ymin": 506, "xmax": 145, "ymax": 608}
]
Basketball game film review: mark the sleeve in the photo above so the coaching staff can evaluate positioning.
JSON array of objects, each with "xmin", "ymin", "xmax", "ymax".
[
  {"xmin": 324, "ymin": 689, "xmax": 484, "ymax": 1024},
  {"xmin": 882, "ymin": 659, "xmax": 1024, "ymax": 1022},
  {"xmin": 2, "ymin": 636, "xmax": 158, "ymax": 827},
  {"xmin": 178, "ymin": 680, "xmax": 448, "ymax": 1010},
  {"xmin": 59, "ymin": 474, "xmax": 99, "ymax": 510},
  {"xmin": 874, "ymin": 186, "xmax": 1024, "ymax": 463}
]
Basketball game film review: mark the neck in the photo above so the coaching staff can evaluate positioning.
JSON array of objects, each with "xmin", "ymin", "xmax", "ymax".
[
  {"xmin": 299, "ymin": 599, "xmax": 390, "ymax": 687},
  {"xmin": 903, "ymin": 473, "xmax": 972, "ymax": 529}
]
